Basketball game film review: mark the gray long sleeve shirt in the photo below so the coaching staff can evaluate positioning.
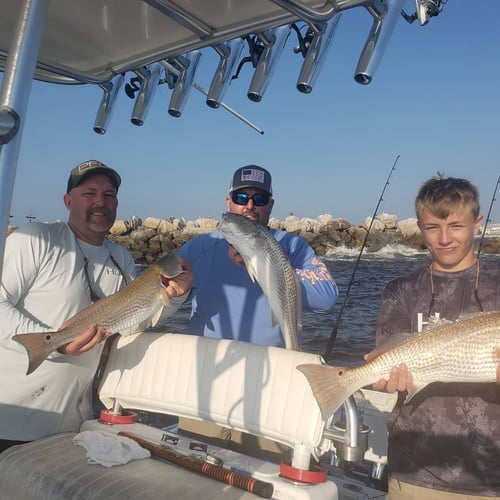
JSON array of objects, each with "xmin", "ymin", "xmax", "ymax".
[{"xmin": 376, "ymin": 260, "xmax": 500, "ymax": 496}]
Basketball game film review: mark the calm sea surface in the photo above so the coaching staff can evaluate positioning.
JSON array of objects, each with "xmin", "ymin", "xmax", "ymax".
[{"xmin": 151, "ymin": 246, "xmax": 500, "ymax": 369}]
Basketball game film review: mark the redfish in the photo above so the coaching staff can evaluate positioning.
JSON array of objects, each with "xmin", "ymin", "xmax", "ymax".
[
  {"xmin": 298, "ymin": 311, "xmax": 500, "ymax": 420},
  {"xmin": 219, "ymin": 212, "xmax": 302, "ymax": 351},
  {"xmin": 13, "ymin": 253, "xmax": 184, "ymax": 375}
]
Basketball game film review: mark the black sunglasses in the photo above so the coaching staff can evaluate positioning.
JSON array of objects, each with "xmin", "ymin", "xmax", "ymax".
[{"xmin": 231, "ymin": 192, "xmax": 271, "ymax": 207}]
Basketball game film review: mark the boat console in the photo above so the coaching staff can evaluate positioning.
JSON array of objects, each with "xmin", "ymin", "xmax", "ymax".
[{"xmin": 0, "ymin": 331, "xmax": 395, "ymax": 499}]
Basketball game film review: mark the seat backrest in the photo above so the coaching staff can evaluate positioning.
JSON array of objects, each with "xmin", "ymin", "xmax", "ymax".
[{"xmin": 98, "ymin": 332, "xmax": 331, "ymax": 459}]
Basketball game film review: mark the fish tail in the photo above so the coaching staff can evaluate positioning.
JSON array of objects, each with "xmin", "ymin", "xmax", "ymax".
[
  {"xmin": 12, "ymin": 332, "xmax": 56, "ymax": 375},
  {"xmin": 297, "ymin": 364, "xmax": 353, "ymax": 421}
]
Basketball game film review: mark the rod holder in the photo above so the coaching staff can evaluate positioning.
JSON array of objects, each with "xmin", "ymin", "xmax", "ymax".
[
  {"xmin": 247, "ymin": 25, "xmax": 291, "ymax": 102},
  {"xmin": 354, "ymin": 0, "xmax": 406, "ymax": 85},
  {"xmin": 131, "ymin": 63, "xmax": 162, "ymax": 126},
  {"xmin": 297, "ymin": 14, "xmax": 341, "ymax": 94},
  {"xmin": 93, "ymin": 74, "xmax": 124, "ymax": 134},
  {"xmin": 168, "ymin": 51, "xmax": 202, "ymax": 117},
  {"xmin": 323, "ymin": 394, "xmax": 370, "ymax": 463},
  {"xmin": 207, "ymin": 39, "xmax": 245, "ymax": 109}
]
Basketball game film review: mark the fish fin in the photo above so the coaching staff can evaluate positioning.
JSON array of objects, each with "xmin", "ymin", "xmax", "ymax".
[
  {"xmin": 150, "ymin": 305, "xmax": 165, "ymax": 328},
  {"xmin": 453, "ymin": 311, "xmax": 488, "ymax": 323},
  {"xmin": 270, "ymin": 310, "xmax": 279, "ymax": 328},
  {"xmin": 12, "ymin": 332, "xmax": 57, "ymax": 375},
  {"xmin": 425, "ymin": 315, "xmax": 452, "ymax": 330},
  {"xmin": 297, "ymin": 364, "xmax": 353, "ymax": 421},
  {"xmin": 243, "ymin": 255, "xmax": 259, "ymax": 283},
  {"xmin": 424, "ymin": 312, "xmax": 484, "ymax": 331},
  {"xmin": 370, "ymin": 333, "xmax": 414, "ymax": 358}
]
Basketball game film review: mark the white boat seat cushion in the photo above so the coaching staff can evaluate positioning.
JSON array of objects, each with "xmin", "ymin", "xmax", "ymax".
[{"xmin": 98, "ymin": 332, "xmax": 331, "ymax": 459}]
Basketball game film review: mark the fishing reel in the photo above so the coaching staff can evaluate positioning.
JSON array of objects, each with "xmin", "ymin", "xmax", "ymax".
[
  {"xmin": 230, "ymin": 35, "xmax": 266, "ymax": 82},
  {"xmin": 401, "ymin": 0, "xmax": 447, "ymax": 25}
]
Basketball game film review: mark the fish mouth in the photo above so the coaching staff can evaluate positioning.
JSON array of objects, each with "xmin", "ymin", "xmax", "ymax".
[
  {"xmin": 159, "ymin": 270, "xmax": 184, "ymax": 287},
  {"xmin": 241, "ymin": 210, "xmax": 259, "ymax": 222}
]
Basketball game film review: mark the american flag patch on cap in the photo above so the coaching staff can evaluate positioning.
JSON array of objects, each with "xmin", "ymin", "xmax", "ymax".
[
  {"xmin": 230, "ymin": 165, "xmax": 272, "ymax": 194},
  {"xmin": 241, "ymin": 168, "xmax": 265, "ymax": 183}
]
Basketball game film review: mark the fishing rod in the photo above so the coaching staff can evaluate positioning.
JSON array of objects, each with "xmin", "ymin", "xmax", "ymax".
[
  {"xmin": 477, "ymin": 174, "xmax": 500, "ymax": 259},
  {"xmin": 323, "ymin": 154, "xmax": 400, "ymax": 361}
]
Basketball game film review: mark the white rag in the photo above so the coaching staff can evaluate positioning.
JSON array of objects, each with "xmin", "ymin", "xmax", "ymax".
[{"xmin": 73, "ymin": 430, "xmax": 151, "ymax": 467}]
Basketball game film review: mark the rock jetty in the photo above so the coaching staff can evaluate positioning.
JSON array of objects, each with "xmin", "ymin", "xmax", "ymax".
[
  {"xmin": 7, "ymin": 213, "xmax": 500, "ymax": 264},
  {"xmin": 101, "ymin": 213, "xmax": 500, "ymax": 264}
]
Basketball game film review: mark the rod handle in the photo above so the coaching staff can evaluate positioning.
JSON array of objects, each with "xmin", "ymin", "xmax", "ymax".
[{"xmin": 118, "ymin": 431, "xmax": 274, "ymax": 498}]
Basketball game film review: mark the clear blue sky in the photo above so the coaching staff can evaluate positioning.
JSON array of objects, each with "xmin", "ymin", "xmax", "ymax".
[{"xmin": 5, "ymin": 0, "xmax": 500, "ymax": 227}]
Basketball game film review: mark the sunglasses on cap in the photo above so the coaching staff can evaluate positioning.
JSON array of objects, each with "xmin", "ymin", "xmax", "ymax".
[{"xmin": 231, "ymin": 192, "xmax": 271, "ymax": 207}]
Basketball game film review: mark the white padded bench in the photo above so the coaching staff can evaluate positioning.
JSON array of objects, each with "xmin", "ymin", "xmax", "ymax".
[
  {"xmin": 98, "ymin": 332, "xmax": 331, "ymax": 462},
  {"xmin": 95, "ymin": 332, "xmax": 394, "ymax": 467}
]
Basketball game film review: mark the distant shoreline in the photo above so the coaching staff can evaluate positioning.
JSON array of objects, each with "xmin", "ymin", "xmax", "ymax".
[
  {"xmin": 106, "ymin": 213, "xmax": 500, "ymax": 264},
  {"xmin": 8, "ymin": 213, "xmax": 500, "ymax": 264}
]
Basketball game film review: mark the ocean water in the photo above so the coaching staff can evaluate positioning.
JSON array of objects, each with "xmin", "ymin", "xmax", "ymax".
[{"xmin": 152, "ymin": 246, "xmax": 500, "ymax": 369}]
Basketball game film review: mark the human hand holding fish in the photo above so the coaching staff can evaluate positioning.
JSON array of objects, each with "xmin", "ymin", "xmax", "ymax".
[
  {"xmin": 363, "ymin": 349, "xmax": 414, "ymax": 393},
  {"xmin": 57, "ymin": 323, "xmax": 109, "ymax": 356},
  {"xmin": 227, "ymin": 245, "xmax": 245, "ymax": 268},
  {"xmin": 162, "ymin": 257, "xmax": 193, "ymax": 298}
]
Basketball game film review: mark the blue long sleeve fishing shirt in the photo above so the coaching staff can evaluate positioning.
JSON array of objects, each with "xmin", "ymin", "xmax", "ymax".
[{"xmin": 177, "ymin": 228, "xmax": 338, "ymax": 347}]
